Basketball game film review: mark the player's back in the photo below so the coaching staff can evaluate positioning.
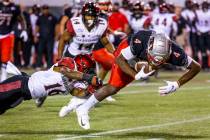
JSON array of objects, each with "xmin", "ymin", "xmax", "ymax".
[{"xmin": 28, "ymin": 70, "xmax": 66, "ymax": 99}]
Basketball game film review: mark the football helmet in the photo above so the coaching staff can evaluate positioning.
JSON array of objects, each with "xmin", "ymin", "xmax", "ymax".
[
  {"xmin": 57, "ymin": 57, "xmax": 76, "ymax": 70},
  {"xmin": 132, "ymin": 1, "xmax": 144, "ymax": 19},
  {"xmin": 147, "ymin": 33, "xmax": 172, "ymax": 67},
  {"xmin": 185, "ymin": 0, "xmax": 193, "ymax": 9},
  {"xmin": 202, "ymin": 0, "xmax": 209, "ymax": 11},
  {"xmin": 74, "ymin": 54, "xmax": 96, "ymax": 73},
  {"xmin": 97, "ymin": 0, "xmax": 112, "ymax": 13},
  {"xmin": 159, "ymin": 3, "xmax": 169, "ymax": 13},
  {"xmin": 82, "ymin": 2, "xmax": 100, "ymax": 28}
]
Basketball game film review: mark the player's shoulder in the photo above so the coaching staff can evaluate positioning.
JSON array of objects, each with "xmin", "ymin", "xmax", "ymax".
[
  {"xmin": 71, "ymin": 16, "xmax": 81, "ymax": 24},
  {"xmin": 98, "ymin": 17, "xmax": 108, "ymax": 25}
]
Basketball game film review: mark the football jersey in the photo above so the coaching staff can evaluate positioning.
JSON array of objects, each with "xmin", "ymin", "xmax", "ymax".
[
  {"xmin": 130, "ymin": 16, "xmax": 150, "ymax": 33},
  {"xmin": 0, "ymin": 2, "xmax": 20, "ymax": 35},
  {"xmin": 195, "ymin": 9, "xmax": 210, "ymax": 33},
  {"xmin": 66, "ymin": 16, "xmax": 108, "ymax": 56},
  {"xmin": 127, "ymin": 30, "xmax": 189, "ymax": 67},
  {"xmin": 181, "ymin": 9, "xmax": 196, "ymax": 32},
  {"xmin": 150, "ymin": 13, "xmax": 177, "ymax": 36}
]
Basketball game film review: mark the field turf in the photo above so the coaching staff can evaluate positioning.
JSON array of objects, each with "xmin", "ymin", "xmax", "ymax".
[{"xmin": 0, "ymin": 71, "xmax": 210, "ymax": 140}]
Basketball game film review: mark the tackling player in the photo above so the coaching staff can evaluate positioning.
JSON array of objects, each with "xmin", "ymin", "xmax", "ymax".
[
  {"xmin": 0, "ymin": 55, "xmax": 102, "ymax": 115},
  {"xmin": 0, "ymin": 0, "xmax": 27, "ymax": 81},
  {"xmin": 75, "ymin": 30, "xmax": 201, "ymax": 129}
]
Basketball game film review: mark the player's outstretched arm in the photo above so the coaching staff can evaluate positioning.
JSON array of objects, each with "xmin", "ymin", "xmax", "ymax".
[
  {"xmin": 177, "ymin": 59, "xmax": 201, "ymax": 87},
  {"xmin": 100, "ymin": 36, "xmax": 115, "ymax": 53},
  {"xmin": 116, "ymin": 54, "xmax": 137, "ymax": 78},
  {"xmin": 159, "ymin": 59, "xmax": 201, "ymax": 96},
  {"xmin": 53, "ymin": 66, "xmax": 102, "ymax": 87}
]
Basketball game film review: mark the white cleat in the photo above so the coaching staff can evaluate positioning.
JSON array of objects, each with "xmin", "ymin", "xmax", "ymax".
[
  {"xmin": 76, "ymin": 107, "xmax": 90, "ymax": 130},
  {"xmin": 59, "ymin": 106, "xmax": 72, "ymax": 117},
  {"xmin": 106, "ymin": 96, "xmax": 116, "ymax": 102}
]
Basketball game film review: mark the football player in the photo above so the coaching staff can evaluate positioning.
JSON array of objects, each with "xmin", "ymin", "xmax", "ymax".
[
  {"xmin": 181, "ymin": 0, "xmax": 198, "ymax": 60},
  {"xmin": 129, "ymin": 1, "xmax": 149, "ymax": 33},
  {"xmin": 0, "ymin": 55, "xmax": 102, "ymax": 115},
  {"xmin": 75, "ymin": 30, "xmax": 201, "ymax": 129},
  {"xmin": 195, "ymin": 1, "xmax": 210, "ymax": 69},
  {"xmin": 59, "ymin": 54, "xmax": 102, "ymax": 117},
  {"xmin": 149, "ymin": 3, "xmax": 177, "ymax": 39},
  {"xmin": 0, "ymin": 0, "xmax": 27, "ymax": 81},
  {"xmin": 57, "ymin": 2, "xmax": 114, "ymax": 59}
]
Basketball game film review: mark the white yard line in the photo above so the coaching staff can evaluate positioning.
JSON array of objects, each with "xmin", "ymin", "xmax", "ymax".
[{"xmin": 55, "ymin": 115, "xmax": 210, "ymax": 140}]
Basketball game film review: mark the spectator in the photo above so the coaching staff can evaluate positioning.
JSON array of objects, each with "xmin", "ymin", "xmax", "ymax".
[{"xmin": 35, "ymin": 5, "xmax": 57, "ymax": 69}]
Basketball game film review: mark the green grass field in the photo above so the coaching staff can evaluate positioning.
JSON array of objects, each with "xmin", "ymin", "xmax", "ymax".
[{"xmin": 0, "ymin": 71, "xmax": 210, "ymax": 140}]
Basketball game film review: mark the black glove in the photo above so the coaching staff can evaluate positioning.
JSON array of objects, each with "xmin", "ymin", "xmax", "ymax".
[{"xmin": 82, "ymin": 74, "xmax": 103, "ymax": 87}]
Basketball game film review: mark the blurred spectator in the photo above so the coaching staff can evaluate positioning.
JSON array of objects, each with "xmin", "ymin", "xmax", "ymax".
[
  {"xmin": 181, "ymin": 0, "xmax": 198, "ymax": 61},
  {"xmin": 35, "ymin": 5, "xmax": 57, "ymax": 69},
  {"xmin": 195, "ymin": 1, "xmax": 210, "ymax": 70}
]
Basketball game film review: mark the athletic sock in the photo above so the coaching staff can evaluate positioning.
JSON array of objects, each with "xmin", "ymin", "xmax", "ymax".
[
  {"xmin": 80, "ymin": 94, "xmax": 99, "ymax": 111},
  {"xmin": 1, "ymin": 63, "xmax": 7, "ymax": 82}
]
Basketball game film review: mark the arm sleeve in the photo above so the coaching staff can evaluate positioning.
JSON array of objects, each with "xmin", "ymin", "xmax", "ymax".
[
  {"xmin": 66, "ymin": 20, "xmax": 75, "ymax": 35},
  {"xmin": 168, "ymin": 42, "xmax": 188, "ymax": 67},
  {"xmin": 121, "ymin": 46, "xmax": 135, "ymax": 60}
]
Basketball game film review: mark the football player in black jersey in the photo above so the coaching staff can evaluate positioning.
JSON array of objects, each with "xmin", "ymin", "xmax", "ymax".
[
  {"xmin": 75, "ymin": 30, "xmax": 201, "ymax": 129},
  {"xmin": 0, "ymin": 0, "xmax": 27, "ymax": 81}
]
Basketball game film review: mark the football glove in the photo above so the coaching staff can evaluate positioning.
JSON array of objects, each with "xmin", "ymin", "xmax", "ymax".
[
  {"xmin": 134, "ymin": 66, "xmax": 155, "ymax": 80},
  {"xmin": 159, "ymin": 81, "xmax": 179, "ymax": 96},
  {"xmin": 20, "ymin": 30, "xmax": 28, "ymax": 42}
]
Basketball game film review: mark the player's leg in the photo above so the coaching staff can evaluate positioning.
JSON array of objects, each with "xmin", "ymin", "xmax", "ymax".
[
  {"xmin": 0, "ymin": 75, "xmax": 31, "ymax": 114},
  {"xmin": 1, "ymin": 36, "xmax": 12, "ymax": 81},
  {"xmin": 76, "ymin": 63, "xmax": 134, "ymax": 129},
  {"xmin": 92, "ymin": 48, "xmax": 116, "ymax": 101}
]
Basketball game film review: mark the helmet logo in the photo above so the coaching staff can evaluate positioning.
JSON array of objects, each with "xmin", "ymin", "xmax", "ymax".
[
  {"xmin": 173, "ymin": 52, "xmax": 180, "ymax": 58},
  {"xmin": 134, "ymin": 38, "xmax": 141, "ymax": 44}
]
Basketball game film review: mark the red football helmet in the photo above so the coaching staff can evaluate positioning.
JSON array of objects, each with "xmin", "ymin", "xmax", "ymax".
[
  {"xmin": 74, "ymin": 54, "xmax": 96, "ymax": 73},
  {"xmin": 57, "ymin": 57, "xmax": 76, "ymax": 70}
]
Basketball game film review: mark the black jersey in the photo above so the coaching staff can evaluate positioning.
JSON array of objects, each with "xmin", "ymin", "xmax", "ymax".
[
  {"xmin": 128, "ymin": 30, "xmax": 189, "ymax": 67},
  {"xmin": 0, "ymin": 2, "xmax": 20, "ymax": 35}
]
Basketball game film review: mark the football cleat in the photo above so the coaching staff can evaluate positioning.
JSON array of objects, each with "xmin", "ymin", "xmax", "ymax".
[{"xmin": 76, "ymin": 107, "xmax": 90, "ymax": 130}]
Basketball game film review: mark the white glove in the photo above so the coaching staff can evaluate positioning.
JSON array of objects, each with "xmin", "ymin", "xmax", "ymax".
[
  {"xmin": 134, "ymin": 66, "xmax": 155, "ymax": 80},
  {"xmin": 20, "ymin": 30, "xmax": 28, "ymax": 42},
  {"xmin": 159, "ymin": 81, "xmax": 179, "ymax": 96}
]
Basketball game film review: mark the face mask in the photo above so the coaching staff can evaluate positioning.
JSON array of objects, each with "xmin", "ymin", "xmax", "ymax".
[
  {"xmin": 86, "ymin": 19, "xmax": 94, "ymax": 27},
  {"xmin": 134, "ymin": 13, "xmax": 142, "ymax": 19}
]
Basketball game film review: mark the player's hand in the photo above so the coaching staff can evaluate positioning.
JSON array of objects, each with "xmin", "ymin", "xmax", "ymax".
[
  {"xmin": 134, "ymin": 66, "xmax": 155, "ymax": 80},
  {"xmin": 158, "ymin": 81, "xmax": 179, "ymax": 96},
  {"xmin": 20, "ymin": 30, "xmax": 28, "ymax": 42},
  {"xmin": 91, "ymin": 76, "xmax": 103, "ymax": 87}
]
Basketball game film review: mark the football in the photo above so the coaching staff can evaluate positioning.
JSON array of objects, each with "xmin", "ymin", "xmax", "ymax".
[{"xmin": 134, "ymin": 61, "xmax": 150, "ymax": 73}]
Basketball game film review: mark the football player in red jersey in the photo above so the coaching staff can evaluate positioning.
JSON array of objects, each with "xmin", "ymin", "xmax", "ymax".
[
  {"xmin": 75, "ymin": 30, "xmax": 201, "ymax": 129},
  {"xmin": 0, "ymin": 0, "xmax": 27, "ymax": 81},
  {"xmin": 0, "ymin": 55, "xmax": 102, "ymax": 115}
]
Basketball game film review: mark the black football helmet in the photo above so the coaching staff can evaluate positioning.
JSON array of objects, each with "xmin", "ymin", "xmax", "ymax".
[{"xmin": 82, "ymin": 2, "xmax": 100, "ymax": 28}]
